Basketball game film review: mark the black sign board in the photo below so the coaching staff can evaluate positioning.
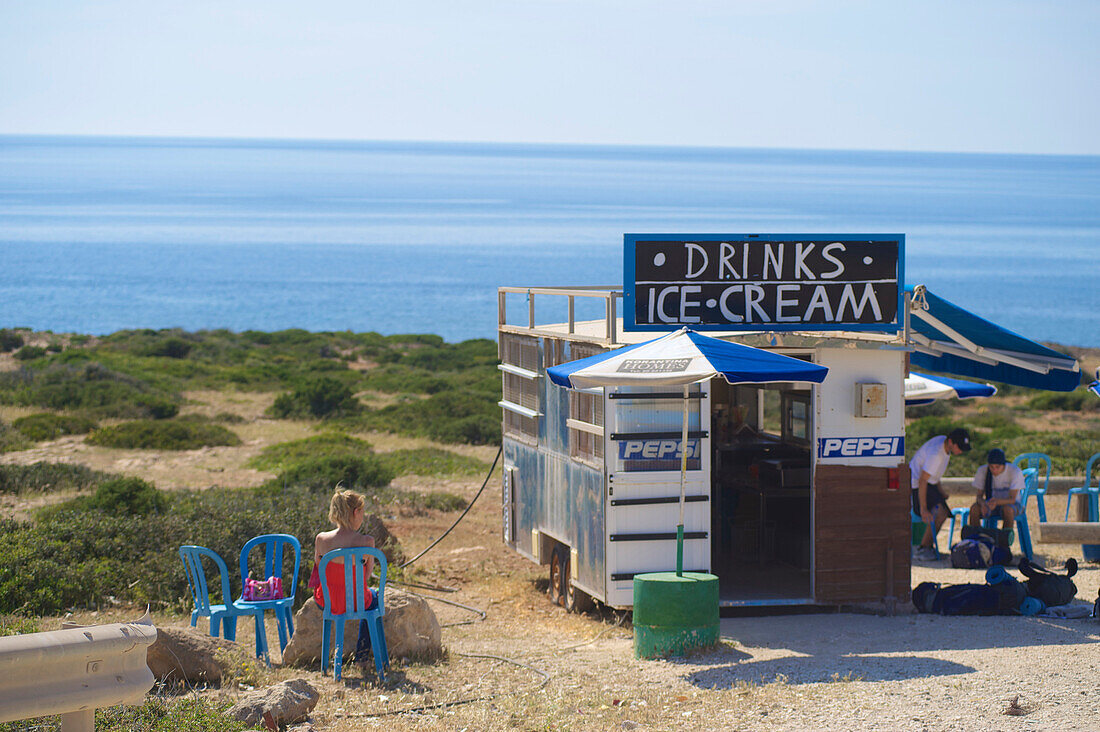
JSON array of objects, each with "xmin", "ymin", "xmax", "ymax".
[{"xmin": 624, "ymin": 234, "xmax": 903, "ymax": 332}]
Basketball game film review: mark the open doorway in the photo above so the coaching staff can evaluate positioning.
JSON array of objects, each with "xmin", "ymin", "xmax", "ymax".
[{"xmin": 711, "ymin": 379, "xmax": 813, "ymax": 605}]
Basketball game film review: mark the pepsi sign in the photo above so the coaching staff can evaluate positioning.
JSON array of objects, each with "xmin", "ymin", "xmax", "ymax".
[
  {"xmin": 619, "ymin": 439, "xmax": 701, "ymax": 461},
  {"xmin": 818, "ymin": 436, "xmax": 903, "ymax": 459}
]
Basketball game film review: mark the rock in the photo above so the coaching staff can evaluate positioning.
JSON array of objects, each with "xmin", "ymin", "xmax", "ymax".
[
  {"xmin": 281, "ymin": 588, "xmax": 442, "ymax": 666},
  {"xmin": 145, "ymin": 625, "xmax": 238, "ymax": 684},
  {"xmin": 362, "ymin": 513, "xmax": 405, "ymax": 566},
  {"xmin": 228, "ymin": 678, "xmax": 319, "ymax": 727}
]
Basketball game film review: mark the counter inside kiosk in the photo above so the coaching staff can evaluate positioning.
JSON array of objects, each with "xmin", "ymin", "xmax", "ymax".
[{"xmin": 712, "ymin": 381, "xmax": 814, "ymax": 604}]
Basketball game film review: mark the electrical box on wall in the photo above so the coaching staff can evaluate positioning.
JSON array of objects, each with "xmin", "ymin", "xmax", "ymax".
[{"xmin": 855, "ymin": 382, "xmax": 887, "ymax": 417}]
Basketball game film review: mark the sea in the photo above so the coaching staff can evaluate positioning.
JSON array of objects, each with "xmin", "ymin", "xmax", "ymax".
[{"xmin": 1, "ymin": 135, "xmax": 1098, "ymax": 346}]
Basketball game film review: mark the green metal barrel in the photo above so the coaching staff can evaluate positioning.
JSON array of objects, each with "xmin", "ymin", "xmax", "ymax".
[{"xmin": 632, "ymin": 572, "xmax": 720, "ymax": 658}]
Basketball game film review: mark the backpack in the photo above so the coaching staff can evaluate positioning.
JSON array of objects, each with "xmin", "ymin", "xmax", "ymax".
[
  {"xmin": 1019, "ymin": 558, "xmax": 1078, "ymax": 607},
  {"xmin": 913, "ymin": 580, "xmax": 1027, "ymax": 616},
  {"xmin": 951, "ymin": 539, "xmax": 993, "ymax": 569},
  {"xmin": 959, "ymin": 525, "xmax": 1013, "ymax": 566}
]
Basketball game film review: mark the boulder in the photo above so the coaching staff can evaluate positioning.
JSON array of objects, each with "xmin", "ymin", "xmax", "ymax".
[
  {"xmin": 362, "ymin": 513, "xmax": 405, "ymax": 566},
  {"xmin": 227, "ymin": 678, "xmax": 319, "ymax": 727},
  {"xmin": 145, "ymin": 625, "xmax": 238, "ymax": 684},
  {"xmin": 281, "ymin": 588, "xmax": 441, "ymax": 666}
]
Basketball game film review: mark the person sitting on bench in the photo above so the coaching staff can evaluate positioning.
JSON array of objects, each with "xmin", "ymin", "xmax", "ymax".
[{"xmin": 968, "ymin": 448, "xmax": 1024, "ymax": 531}]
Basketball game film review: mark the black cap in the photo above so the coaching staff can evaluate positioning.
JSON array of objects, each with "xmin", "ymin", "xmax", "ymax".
[
  {"xmin": 986, "ymin": 448, "xmax": 1006, "ymax": 465},
  {"xmin": 947, "ymin": 428, "xmax": 971, "ymax": 452}
]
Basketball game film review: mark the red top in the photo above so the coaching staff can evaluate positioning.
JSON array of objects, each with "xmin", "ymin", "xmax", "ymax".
[{"xmin": 310, "ymin": 562, "xmax": 375, "ymax": 614}]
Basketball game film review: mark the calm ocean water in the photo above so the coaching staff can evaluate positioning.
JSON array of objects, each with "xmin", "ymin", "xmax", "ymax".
[{"xmin": 1, "ymin": 136, "xmax": 1098, "ymax": 345}]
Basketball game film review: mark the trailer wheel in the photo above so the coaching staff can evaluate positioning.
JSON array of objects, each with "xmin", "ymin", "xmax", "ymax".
[
  {"xmin": 564, "ymin": 573, "xmax": 593, "ymax": 614},
  {"xmin": 548, "ymin": 545, "xmax": 567, "ymax": 607}
]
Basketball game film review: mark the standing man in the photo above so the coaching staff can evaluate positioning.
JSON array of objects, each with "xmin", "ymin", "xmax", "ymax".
[
  {"xmin": 910, "ymin": 427, "xmax": 971, "ymax": 560},
  {"xmin": 968, "ymin": 448, "xmax": 1024, "ymax": 530}
]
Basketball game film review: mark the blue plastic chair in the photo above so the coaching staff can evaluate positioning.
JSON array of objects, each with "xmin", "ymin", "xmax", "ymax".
[
  {"xmin": 948, "ymin": 507, "xmax": 970, "ymax": 546},
  {"xmin": 179, "ymin": 545, "xmax": 270, "ymax": 664},
  {"xmin": 318, "ymin": 547, "xmax": 389, "ymax": 682},
  {"xmin": 237, "ymin": 534, "xmax": 301, "ymax": 654},
  {"xmin": 1065, "ymin": 453, "xmax": 1100, "ymax": 522},
  {"xmin": 1014, "ymin": 452, "xmax": 1052, "ymax": 522},
  {"xmin": 911, "ymin": 509, "xmax": 940, "ymax": 555},
  {"xmin": 980, "ymin": 467, "xmax": 1035, "ymax": 561}
]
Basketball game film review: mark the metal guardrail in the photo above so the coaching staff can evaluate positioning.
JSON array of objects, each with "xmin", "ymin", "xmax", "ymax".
[
  {"xmin": 0, "ymin": 614, "xmax": 157, "ymax": 731},
  {"xmin": 498, "ymin": 286, "xmax": 622, "ymax": 345}
]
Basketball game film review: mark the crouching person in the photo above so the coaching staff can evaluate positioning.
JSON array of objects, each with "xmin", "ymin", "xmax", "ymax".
[{"xmin": 968, "ymin": 448, "xmax": 1024, "ymax": 530}]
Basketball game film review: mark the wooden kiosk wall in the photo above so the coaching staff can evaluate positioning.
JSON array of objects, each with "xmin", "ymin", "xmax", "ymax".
[{"xmin": 814, "ymin": 464, "xmax": 911, "ymax": 604}]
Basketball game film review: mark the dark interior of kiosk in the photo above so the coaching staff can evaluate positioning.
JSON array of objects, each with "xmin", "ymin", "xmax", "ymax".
[{"xmin": 711, "ymin": 381, "xmax": 813, "ymax": 604}]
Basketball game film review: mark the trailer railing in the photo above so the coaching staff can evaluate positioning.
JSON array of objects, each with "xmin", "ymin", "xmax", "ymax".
[
  {"xmin": 498, "ymin": 286, "xmax": 623, "ymax": 345},
  {"xmin": 0, "ymin": 614, "xmax": 157, "ymax": 731}
]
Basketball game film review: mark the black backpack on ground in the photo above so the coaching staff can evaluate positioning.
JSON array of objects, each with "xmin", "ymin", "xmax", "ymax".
[
  {"xmin": 1019, "ymin": 558, "xmax": 1078, "ymax": 607},
  {"xmin": 912, "ymin": 581, "xmax": 1026, "ymax": 616},
  {"xmin": 963, "ymin": 526, "xmax": 1012, "ymax": 563}
]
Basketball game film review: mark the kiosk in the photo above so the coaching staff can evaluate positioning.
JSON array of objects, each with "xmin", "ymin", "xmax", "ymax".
[{"xmin": 498, "ymin": 235, "xmax": 1080, "ymax": 610}]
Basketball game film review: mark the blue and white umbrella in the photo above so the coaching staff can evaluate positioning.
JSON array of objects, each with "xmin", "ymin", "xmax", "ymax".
[
  {"xmin": 1089, "ymin": 369, "xmax": 1100, "ymax": 399},
  {"xmin": 547, "ymin": 327, "xmax": 829, "ymax": 389},
  {"xmin": 904, "ymin": 371, "xmax": 997, "ymax": 406},
  {"xmin": 548, "ymin": 327, "xmax": 828, "ymax": 574}
]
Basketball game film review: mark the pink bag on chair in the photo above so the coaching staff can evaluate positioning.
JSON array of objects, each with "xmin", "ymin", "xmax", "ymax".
[{"xmin": 243, "ymin": 575, "xmax": 284, "ymax": 601}]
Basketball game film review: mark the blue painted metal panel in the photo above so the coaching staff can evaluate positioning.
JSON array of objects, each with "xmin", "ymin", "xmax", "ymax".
[{"xmin": 503, "ymin": 336, "xmax": 606, "ymax": 601}]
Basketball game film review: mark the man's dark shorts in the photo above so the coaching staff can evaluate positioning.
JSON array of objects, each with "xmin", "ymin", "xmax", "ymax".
[{"xmin": 911, "ymin": 483, "xmax": 950, "ymax": 515}]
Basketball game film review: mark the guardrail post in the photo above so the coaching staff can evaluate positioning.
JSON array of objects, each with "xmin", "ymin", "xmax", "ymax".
[{"xmin": 61, "ymin": 710, "xmax": 94, "ymax": 732}]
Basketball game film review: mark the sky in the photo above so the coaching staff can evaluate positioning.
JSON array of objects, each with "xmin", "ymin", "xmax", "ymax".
[{"xmin": 1, "ymin": 1, "xmax": 1098, "ymax": 155}]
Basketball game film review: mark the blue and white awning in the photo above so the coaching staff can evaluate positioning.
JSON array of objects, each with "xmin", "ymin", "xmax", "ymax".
[
  {"xmin": 907, "ymin": 285, "xmax": 1080, "ymax": 392},
  {"xmin": 547, "ymin": 327, "xmax": 829, "ymax": 390},
  {"xmin": 905, "ymin": 371, "xmax": 996, "ymax": 406}
]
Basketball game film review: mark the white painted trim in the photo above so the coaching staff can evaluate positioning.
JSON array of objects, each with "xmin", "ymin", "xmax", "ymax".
[
  {"xmin": 499, "ymin": 400, "xmax": 541, "ymax": 419},
  {"xmin": 498, "ymin": 363, "xmax": 540, "ymax": 379},
  {"xmin": 566, "ymin": 418, "xmax": 604, "ymax": 436}
]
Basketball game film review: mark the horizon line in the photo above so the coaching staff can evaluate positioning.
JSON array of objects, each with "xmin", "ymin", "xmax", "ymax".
[{"xmin": 2, "ymin": 132, "xmax": 1097, "ymax": 162}]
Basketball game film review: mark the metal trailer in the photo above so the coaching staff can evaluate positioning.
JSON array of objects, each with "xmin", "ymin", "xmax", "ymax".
[{"xmin": 498, "ymin": 286, "xmax": 913, "ymax": 611}]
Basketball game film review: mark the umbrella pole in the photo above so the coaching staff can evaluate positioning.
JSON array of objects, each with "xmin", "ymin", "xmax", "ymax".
[{"xmin": 677, "ymin": 384, "xmax": 688, "ymax": 577}]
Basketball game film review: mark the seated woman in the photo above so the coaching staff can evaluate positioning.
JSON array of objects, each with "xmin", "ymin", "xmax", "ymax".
[{"xmin": 309, "ymin": 488, "xmax": 377, "ymax": 664}]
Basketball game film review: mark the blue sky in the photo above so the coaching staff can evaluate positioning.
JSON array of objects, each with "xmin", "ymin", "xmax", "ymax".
[{"xmin": 2, "ymin": 1, "xmax": 1097, "ymax": 154}]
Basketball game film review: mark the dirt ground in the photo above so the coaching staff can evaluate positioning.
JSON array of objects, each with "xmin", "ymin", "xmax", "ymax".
[
  {"xmin": 15, "ymin": 457, "xmax": 1099, "ymax": 731},
  {"xmin": 4, "ymin": 390, "xmax": 1100, "ymax": 731}
]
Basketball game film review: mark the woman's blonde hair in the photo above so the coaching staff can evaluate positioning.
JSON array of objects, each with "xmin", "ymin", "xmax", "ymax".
[{"xmin": 328, "ymin": 488, "xmax": 365, "ymax": 529}]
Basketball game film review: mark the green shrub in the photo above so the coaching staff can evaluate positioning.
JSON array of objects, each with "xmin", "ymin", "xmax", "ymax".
[
  {"xmin": 92, "ymin": 695, "xmax": 247, "ymax": 732},
  {"xmin": 86, "ymin": 420, "xmax": 241, "ymax": 450},
  {"xmin": 0, "ymin": 614, "xmax": 41, "ymax": 636},
  {"xmin": 355, "ymin": 391, "xmax": 501, "ymax": 445},
  {"xmin": 0, "ymin": 486, "xmax": 334, "ymax": 614},
  {"xmin": 0, "ymin": 463, "xmax": 108, "ymax": 494},
  {"xmin": 0, "ymin": 329, "xmax": 23, "ymax": 353},
  {"xmin": 270, "ymin": 454, "xmax": 395, "ymax": 492},
  {"xmin": 377, "ymin": 447, "xmax": 489, "ymax": 478},
  {"xmin": 1027, "ymin": 388, "xmax": 1099, "ymax": 412},
  {"xmin": 141, "ymin": 337, "xmax": 193, "ymax": 359},
  {"xmin": 14, "ymin": 345, "xmax": 47, "ymax": 361},
  {"xmin": 421, "ymin": 491, "xmax": 468, "ymax": 512},
  {"xmin": 214, "ymin": 411, "xmax": 246, "ymax": 424},
  {"xmin": 269, "ymin": 376, "xmax": 361, "ymax": 419},
  {"xmin": 88, "ymin": 477, "xmax": 167, "ymax": 516},
  {"xmin": 12, "ymin": 413, "xmax": 97, "ymax": 441},
  {"xmin": 0, "ymin": 421, "xmax": 30, "ymax": 454},
  {"xmin": 0, "ymin": 362, "xmax": 179, "ymax": 419},
  {"xmin": 249, "ymin": 433, "xmax": 373, "ymax": 472}
]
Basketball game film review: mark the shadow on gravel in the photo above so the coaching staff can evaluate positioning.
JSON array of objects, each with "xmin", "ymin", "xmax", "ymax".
[
  {"xmin": 685, "ymin": 655, "xmax": 974, "ymax": 688},
  {"xmin": 663, "ymin": 611, "xmax": 1098, "ymax": 688}
]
